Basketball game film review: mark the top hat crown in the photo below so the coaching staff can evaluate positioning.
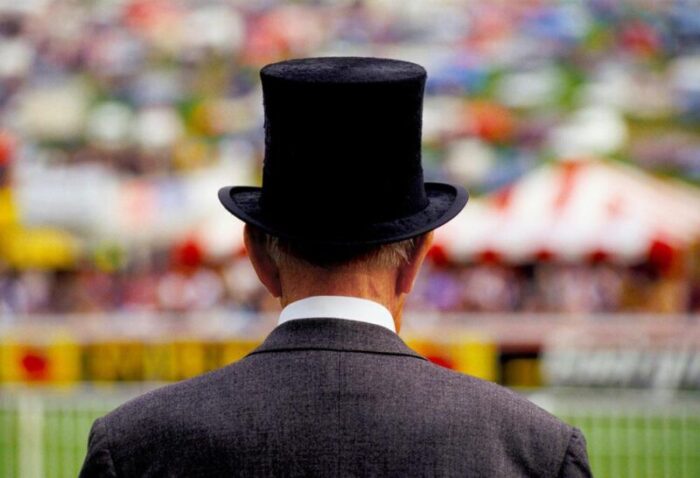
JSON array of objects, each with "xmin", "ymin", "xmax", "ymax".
[{"xmin": 218, "ymin": 57, "xmax": 468, "ymax": 246}]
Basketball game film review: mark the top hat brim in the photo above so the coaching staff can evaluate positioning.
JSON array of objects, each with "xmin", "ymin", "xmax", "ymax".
[{"xmin": 218, "ymin": 182, "xmax": 468, "ymax": 247}]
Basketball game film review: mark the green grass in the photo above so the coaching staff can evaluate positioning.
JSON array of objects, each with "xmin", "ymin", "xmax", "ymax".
[
  {"xmin": 558, "ymin": 413, "xmax": 700, "ymax": 478},
  {"xmin": 0, "ymin": 405, "xmax": 18, "ymax": 478},
  {"xmin": 1, "ymin": 387, "xmax": 699, "ymax": 478}
]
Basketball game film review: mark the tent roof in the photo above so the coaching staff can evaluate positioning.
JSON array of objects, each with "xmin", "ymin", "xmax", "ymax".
[{"xmin": 437, "ymin": 160, "xmax": 700, "ymax": 263}]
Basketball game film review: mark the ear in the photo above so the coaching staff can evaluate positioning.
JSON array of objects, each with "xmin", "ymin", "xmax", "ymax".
[
  {"xmin": 396, "ymin": 231, "xmax": 434, "ymax": 295},
  {"xmin": 243, "ymin": 224, "xmax": 282, "ymax": 298}
]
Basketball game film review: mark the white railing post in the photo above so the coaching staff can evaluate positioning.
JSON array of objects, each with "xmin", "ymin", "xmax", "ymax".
[{"xmin": 17, "ymin": 393, "xmax": 44, "ymax": 478}]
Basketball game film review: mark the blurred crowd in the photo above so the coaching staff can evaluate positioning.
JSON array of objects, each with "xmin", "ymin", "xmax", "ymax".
[
  {"xmin": 0, "ymin": 247, "xmax": 280, "ymax": 316},
  {"xmin": 0, "ymin": 1, "xmax": 699, "ymax": 184},
  {"xmin": 2, "ymin": 247, "xmax": 700, "ymax": 316},
  {"xmin": 2, "ymin": 0, "xmax": 700, "ymax": 318}
]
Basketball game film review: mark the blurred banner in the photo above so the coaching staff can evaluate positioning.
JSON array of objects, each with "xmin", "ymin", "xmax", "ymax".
[
  {"xmin": 3, "ymin": 313, "xmax": 700, "ymax": 389},
  {"xmin": 0, "ymin": 322, "xmax": 499, "ymax": 385}
]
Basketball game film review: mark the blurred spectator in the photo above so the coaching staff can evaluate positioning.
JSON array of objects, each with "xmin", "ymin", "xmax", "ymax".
[{"xmin": 2, "ymin": 1, "xmax": 700, "ymax": 318}]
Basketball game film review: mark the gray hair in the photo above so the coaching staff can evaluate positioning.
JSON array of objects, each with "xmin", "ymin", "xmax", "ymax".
[{"xmin": 262, "ymin": 233, "xmax": 420, "ymax": 270}]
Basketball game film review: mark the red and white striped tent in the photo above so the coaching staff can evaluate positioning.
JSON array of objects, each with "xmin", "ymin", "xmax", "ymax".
[{"xmin": 436, "ymin": 159, "xmax": 700, "ymax": 264}]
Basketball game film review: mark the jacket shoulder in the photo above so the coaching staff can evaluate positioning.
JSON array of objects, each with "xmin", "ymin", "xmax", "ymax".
[
  {"xmin": 411, "ymin": 361, "xmax": 578, "ymax": 477},
  {"xmin": 106, "ymin": 361, "xmax": 240, "ymax": 421},
  {"xmin": 92, "ymin": 360, "xmax": 251, "ymax": 475}
]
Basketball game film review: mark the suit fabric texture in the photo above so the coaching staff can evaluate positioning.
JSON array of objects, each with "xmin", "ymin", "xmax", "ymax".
[{"xmin": 79, "ymin": 318, "xmax": 592, "ymax": 477}]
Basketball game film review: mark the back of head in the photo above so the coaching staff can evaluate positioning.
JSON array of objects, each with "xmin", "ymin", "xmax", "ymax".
[{"xmin": 246, "ymin": 224, "xmax": 424, "ymax": 271}]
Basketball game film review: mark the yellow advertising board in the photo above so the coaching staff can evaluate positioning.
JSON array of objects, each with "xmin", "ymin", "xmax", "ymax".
[
  {"xmin": 0, "ymin": 335, "xmax": 495, "ymax": 384},
  {"xmin": 0, "ymin": 334, "xmax": 81, "ymax": 384},
  {"xmin": 405, "ymin": 332, "xmax": 497, "ymax": 382}
]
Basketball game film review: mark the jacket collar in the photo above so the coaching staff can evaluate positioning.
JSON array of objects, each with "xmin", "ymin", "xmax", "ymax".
[{"xmin": 246, "ymin": 318, "xmax": 427, "ymax": 361}]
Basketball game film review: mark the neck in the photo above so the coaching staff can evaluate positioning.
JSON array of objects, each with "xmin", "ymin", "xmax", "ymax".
[{"xmin": 278, "ymin": 265, "xmax": 404, "ymax": 332}]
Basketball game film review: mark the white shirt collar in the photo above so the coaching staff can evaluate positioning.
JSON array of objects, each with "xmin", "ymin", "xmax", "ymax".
[{"xmin": 278, "ymin": 295, "xmax": 396, "ymax": 333}]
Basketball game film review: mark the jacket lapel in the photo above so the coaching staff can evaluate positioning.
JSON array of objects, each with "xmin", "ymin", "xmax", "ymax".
[{"xmin": 246, "ymin": 318, "xmax": 427, "ymax": 361}]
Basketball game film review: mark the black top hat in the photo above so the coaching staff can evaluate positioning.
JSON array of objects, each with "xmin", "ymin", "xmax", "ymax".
[{"xmin": 218, "ymin": 57, "xmax": 468, "ymax": 246}]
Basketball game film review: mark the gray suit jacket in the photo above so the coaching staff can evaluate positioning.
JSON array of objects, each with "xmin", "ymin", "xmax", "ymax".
[{"xmin": 80, "ymin": 318, "xmax": 591, "ymax": 477}]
